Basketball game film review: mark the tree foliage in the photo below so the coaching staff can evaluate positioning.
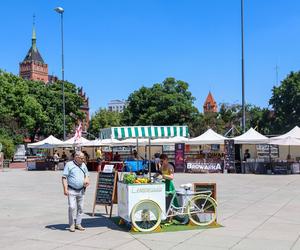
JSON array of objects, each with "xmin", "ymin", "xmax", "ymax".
[
  {"xmin": 88, "ymin": 108, "xmax": 122, "ymax": 138},
  {"xmin": 0, "ymin": 129, "xmax": 15, "ymax": 159},
  {"xmin": 0, "ymin": 70, "xmax": 84, "ymax": 142},
  {"xmin": 269, "ymin": 71, "xmax": 300, "ymax": 133},
  {"xmin": 122, "ymin": 77, "xmax": 199, "ymax": 127}
]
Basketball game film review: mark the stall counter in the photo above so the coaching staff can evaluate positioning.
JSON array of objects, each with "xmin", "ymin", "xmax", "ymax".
[{"xmin": 117, "ymin": 182, "xmax": 166, "ymax": 222}]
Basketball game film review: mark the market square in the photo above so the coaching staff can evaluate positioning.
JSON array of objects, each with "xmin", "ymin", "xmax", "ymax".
[
  {"xmin": 1, "ymin": 1, "xmax": 300, "ymax": 249},
  {"xmin": 1, "ymin": 169, "xmax": 300, "ymax": 250}
]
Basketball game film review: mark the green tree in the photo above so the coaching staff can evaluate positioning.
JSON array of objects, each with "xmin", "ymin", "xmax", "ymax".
[
  {"xmin": 122, "ymin": 77, "xmax": 199, "ymax": 127},
  {"xmin": 88, "ymin": 108, "xmax": 122, "ymax": 138},
  {"xmin": 0, "ymin": 129, "xmax": 15, "ymax": 159},
  {"xmin": 269, "ymin": 71, "xmax": 300, "ymax": 133},
  {"xmin": 0, "ymin": 70, "xmax": 85, "ymax": 142}
]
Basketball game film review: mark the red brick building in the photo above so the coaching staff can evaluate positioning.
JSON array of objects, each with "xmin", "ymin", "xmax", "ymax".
[
  {"xmin": 19, "ymin": 25, "xmax": 90, "ymax": 132},
  {"xmin": 19, "ymin": 26, "xmax": 49, "ymax": 83},
  {"xmin": 203, "ymin": 91, "xmax": 218, "ymax": 113}
]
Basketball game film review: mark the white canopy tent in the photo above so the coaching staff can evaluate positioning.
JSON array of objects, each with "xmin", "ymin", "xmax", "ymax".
[
  {"xmin": 113, "ymin": 138, "xmax": 149, "ymax": 146},
  {"xmin": 80, "ymin": 139, "xmax": 102, "ymax": 147},
  {"xmin": 80, "ymin": 138, "xmax": 149, "ymax": 147},
  {"xmin": 269, "ymin": 126, "xmax": 300, "ymax": 140},
  {"xmin": 188, "ymin": 129, "xmax": 227, "ymax": 145},
  {"xmin": 27, "ymin": 135, "xmax": 63, "ymax": 149},
  {"xmin": 57, "ymin": 136, "xmax": 90, "ymax": 147},
  {"xmin": 232, "ymin": 128, "xmax": 269, "ymax": 144},
  {"xmin": 269, "ymin": 136, "xmax": 300, "ymax": 146},
  {"xmin": 268, "ymin": 126, "xmax": 300, "ymax": 158},
  {"xmin": 151, "ymin": 136, "xmax": 189, "ymax": 145},
  {"xmin": 98, "ymin": 138, "xmax": 123, "ymax": 146}
]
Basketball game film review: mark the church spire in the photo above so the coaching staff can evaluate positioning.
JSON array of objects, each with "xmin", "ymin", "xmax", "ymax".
[
  {"xmin": 32, "ymin": 14, "xmax": 37, "ymax": 51},
  {"xmin": 203, "ymin": 91, "xmax": 218, "ymax": 113},
  {"xmin": 19, "ymin": 15, "xmax": 48, "ymax": 83},
  {"xmin": 22, "ymin": 15, "xmax": 44, "ymax": 64}
]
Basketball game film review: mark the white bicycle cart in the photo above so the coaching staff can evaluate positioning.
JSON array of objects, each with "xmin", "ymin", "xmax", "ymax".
[
  {"xmin": 117, "ymin": 181, "xmax": 217, "ymax": 232},
  {"xmin": 118, "ymin": 182, "xmax": 166, "ymax": 232}
]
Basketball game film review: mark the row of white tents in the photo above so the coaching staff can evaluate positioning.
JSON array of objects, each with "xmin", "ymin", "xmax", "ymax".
[{"xmin": 28, "ymin": 126, "xmax": 300, "ymax": 149}]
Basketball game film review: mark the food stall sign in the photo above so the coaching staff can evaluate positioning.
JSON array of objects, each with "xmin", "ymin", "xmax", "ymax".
[
  {"xmin": 186, "ymin": 161, "xmax": 223, "ymax": 173},
  {"xmin": 92, "ymin": 171, "xmax": 118, "ymax": 217}
]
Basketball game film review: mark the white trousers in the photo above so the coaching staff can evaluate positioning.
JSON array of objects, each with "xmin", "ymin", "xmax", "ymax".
[{"xmin": 68, "ymin": 189, "xmax": 85, "ymax": 226}]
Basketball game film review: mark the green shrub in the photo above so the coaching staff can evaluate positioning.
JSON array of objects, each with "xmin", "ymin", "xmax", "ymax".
[{"xmin": 0, "ymin": 137, "xmax": 15, "ymax": 159}]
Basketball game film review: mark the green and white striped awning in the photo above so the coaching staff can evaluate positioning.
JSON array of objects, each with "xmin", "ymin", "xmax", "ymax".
[{"xmin": 100, "ymin": 126, "xmax": 189, "ymax": 139}]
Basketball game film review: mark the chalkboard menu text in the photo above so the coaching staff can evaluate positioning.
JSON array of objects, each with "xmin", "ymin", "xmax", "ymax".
[
  {"xmin": 224, "ymin": 139, "xmax": 235, "ymax": 171},
  {"xmin": 93, "ymin": 171, "xmax": 118, "ymax": 217}
]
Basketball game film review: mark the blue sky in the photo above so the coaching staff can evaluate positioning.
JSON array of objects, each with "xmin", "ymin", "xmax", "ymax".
[{"xmin": 2, "ymin": 0, "xmax": 300, "ymax": 115}]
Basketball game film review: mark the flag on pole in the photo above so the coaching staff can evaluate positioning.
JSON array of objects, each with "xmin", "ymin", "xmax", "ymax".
[{"xmin": 74, "ymin": 122, "xmax": 82, "ymax": 143}]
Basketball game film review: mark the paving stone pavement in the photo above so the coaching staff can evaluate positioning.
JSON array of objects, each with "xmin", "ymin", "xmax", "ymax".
[{"xmin": 0, "ymin": 169, "xmax": 300, "ymax": 250}]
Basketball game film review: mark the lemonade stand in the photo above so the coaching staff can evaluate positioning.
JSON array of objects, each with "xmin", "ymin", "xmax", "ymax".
[
  {"xmin": 99, "ymin": 126, "xmax": 189, "ymax": 232},
  {"xmin": 117, "ymin": 174, "xmax": 166, "ymax": 232}
]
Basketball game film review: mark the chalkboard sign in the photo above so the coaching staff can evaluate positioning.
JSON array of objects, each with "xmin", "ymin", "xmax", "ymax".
[
  {"xmin": 93, "ymin": 171, "xmax": 118, "ymax": 217},
  {"xmin": 193, "ymin": 183, "xmax": 217, "ymax": 200},
  {"xmin": 224, "ymin": 139, "xmax": 235, "ymax": 171}
]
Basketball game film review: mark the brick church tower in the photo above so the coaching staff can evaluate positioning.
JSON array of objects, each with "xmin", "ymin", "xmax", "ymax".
[
  {"xmin": 19, "ymin": 25, "xmax": 49, "ymax": 83},
  {"xmin": 19, "ymin": 21, "xmax": 90, "ymax": 134},
  {"xmin": 203, "ymin": 91, "xmax": 218, "ymax": 113}
]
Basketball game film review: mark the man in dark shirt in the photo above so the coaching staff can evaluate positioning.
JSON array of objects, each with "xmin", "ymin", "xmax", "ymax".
[{"xmin": 243, "ymin": 149, "xmax": 251, "ymax": 161}]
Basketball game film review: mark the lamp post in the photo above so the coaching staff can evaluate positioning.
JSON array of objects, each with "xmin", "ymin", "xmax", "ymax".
[
  {"xmin": 241, "ymin": 0, "xmax": 246, "ymax": 133},
  {"xmin": 54, "ymin": 6, "xmax": 66, "ymax": 140}
]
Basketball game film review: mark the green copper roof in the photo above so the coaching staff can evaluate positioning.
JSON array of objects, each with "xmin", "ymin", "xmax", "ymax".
[{"xmin": 22, "ymin": 25, "xmax": 44, "ymax": 64}]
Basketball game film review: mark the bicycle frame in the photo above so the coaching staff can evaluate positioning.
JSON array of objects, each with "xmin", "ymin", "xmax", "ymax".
[{"xmin": 164, "ymin": 189, "xmax": 213, "ymax": 219}]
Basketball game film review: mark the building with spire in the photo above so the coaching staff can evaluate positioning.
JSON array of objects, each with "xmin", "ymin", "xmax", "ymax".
[
  {"xmin": 203, "ymin": 91, "xmax": 218, "ymax": 113},
  {"xmin": 19, "ymin": 22, "xmax": 90, "ymax": 133},
  {"xmin": 19, "ymin": 25, "xmax": 49, "ymax": 83}
]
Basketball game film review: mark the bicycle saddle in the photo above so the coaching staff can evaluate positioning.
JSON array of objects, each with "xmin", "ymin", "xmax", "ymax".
[{"xmin": 180, "ymin": 183, "xmax": 192, "ymax": 190}]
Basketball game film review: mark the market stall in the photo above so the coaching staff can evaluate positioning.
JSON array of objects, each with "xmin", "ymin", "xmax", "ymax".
[
  {"xmin": 269, "ymin": 131, "xmax": 300, "ymax": 174},
  {"xmin": 232, "ymin": 128, "xmax": 270, "ymax": 174},
  {"xmin": 97, "ymin": 126, "xmax": 188, "ymax": 231},
  {"xmin": 99, "ymin": 125, "xmax": 189, "ymax": 174},
  {"xmin": 27, "ymin": 135, "xmax": 64, "ymax": 170},
  {"xmin": 186, "ymin": 129, "xmax": 226, "ymax": 173}
]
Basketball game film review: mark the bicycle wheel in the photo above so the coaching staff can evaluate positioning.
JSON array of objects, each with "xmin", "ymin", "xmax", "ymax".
[
  {"xmin": 131, "ymin": 199, "xmax": 162, "ymax": 232},
  {"xmin": 187, "ymin": 195, "xmax": 217, "ymax": 226}
]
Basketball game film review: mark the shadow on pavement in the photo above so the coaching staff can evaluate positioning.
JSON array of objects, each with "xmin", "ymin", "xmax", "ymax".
[
  {"xmin": 45, "ymin": 213, "xmax": 122, "ymax": 231},
  {"xmin": 45, "ymin": 223, "xmax": 69, "ymax": 231}
]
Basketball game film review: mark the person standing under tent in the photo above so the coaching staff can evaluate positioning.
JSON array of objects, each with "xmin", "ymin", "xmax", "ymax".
[
  {"xmin": 243, "ymin": 149, "xmax": 251, "ymax": 161},
  {"xmin": 154, "ymin": 152, "xmax": 161, "ymax": 172},
  {"xmin": 61, "ymin": 151, "xmax": 68, "ymax": 161},
  {"xmin": 53, "ymin": 150, "xmax": 60, "ymax": 171},
  {"xmin": 154, "ymin": 154, "xmax": 179, "ymax": 208},
  {"xmin": 113, "ymin": 152, "xmax": 121, "ymax": 161}
]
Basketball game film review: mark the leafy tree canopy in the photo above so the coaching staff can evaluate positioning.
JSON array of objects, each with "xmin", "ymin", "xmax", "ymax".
[
  {"xmin": 269, "ymin": 71, "xmax": 300, "ymax": 133},
  {"xmin": 0, "ymin": 70, "xmax": 84, "ymax": 142},
  {"xmin": 88, "ymin": 108, "xmax": 122, "ymax": 138},
  {"xmin": 122, "ymin": 77, "xmax": 199, "ymax": 127}
]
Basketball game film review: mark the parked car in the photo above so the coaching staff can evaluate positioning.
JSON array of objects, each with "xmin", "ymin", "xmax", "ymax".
[{"xmin": 13, "ymin": 145, "xmax": 27, "ymax": 162}]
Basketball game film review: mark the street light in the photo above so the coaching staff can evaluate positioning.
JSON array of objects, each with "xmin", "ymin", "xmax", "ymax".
[
  {"xmin": 54, "ymin": 6, "xmax": 66, "ymax": 140},
  {"xmin": 241, "ymin": 0, "xmax": 246, "ymax": 133}
]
